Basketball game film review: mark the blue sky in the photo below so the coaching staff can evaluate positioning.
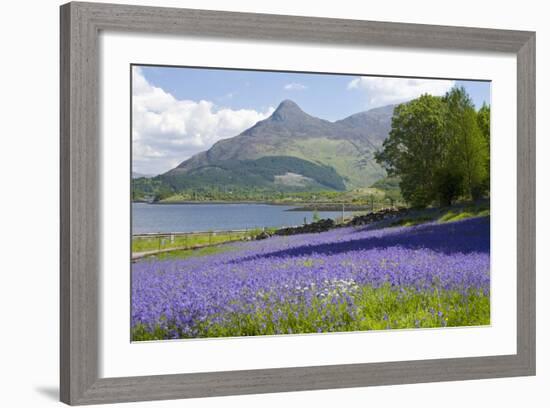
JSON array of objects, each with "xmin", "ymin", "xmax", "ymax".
[
  {"xmin": 132, "ymin": 65, "xmax": 490, "ymax": 175},
  {"xmin": 138, "ymin": 65, "xmax": 490, "ymax": 121}
]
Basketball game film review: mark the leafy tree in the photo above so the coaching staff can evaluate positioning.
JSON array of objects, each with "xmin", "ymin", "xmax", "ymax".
[
  {"xmin": 375, "ymin": 87, "xmax": 490, "ymax": 207},
  {"xmin": 477, "ymin": 103, "xmax": 491, "ymax": 194},
  {"xmin": 434, "ymin": 167, "xmax": 463, "ymax": 207},
  {"xmin": 375, "ymin": 94, "xmax": 447, "ymax": 207},
  {"xmin": 477, "ymin": 103, "xmax": 490, "ymax": 143},
  {"xmin": 153, "ymin": 184, "xmax": 175, "ymax": 202},
  {"xmin": 444, "ymin": 88, "xmax": 488, "ymax": 200}
]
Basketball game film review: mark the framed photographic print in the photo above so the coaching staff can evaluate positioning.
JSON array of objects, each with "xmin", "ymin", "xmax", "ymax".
[{"xmin": 60, "ymin": 1, "xmax": 536, "ymax": 405}]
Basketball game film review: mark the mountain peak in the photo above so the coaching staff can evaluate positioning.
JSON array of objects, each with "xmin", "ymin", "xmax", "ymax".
[
  {"xmin": 271, "ymin": 99, "xmax": 304, "ymax": 121},
  {"xmin": 276, "ymin": 99, "xmax": 300, "ymax": 109},
  {"xmin": 166, "ymin": 98, "xmax": 394, "ymax": 188}
]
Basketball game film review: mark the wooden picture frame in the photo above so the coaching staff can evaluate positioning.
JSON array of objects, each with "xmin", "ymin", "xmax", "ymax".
[{"xmin": 60, "ymin": 2, "xmax": 535, "ymax": 405}]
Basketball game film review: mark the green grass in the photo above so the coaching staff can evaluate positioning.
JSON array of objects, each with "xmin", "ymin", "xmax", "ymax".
[
  {"xmin": 388, "ymin": 203, "xmax": 490, "ymax": 228},
  {"xmin": 391, "ymin": 216, "xmax": 434, "ymax": 227},
  {"xmin": 132, "ymin": 284, "xmax": 490, "ymax": 340},
  {"xmin": 138, "ymin": 244, "xmax": 238, "ymax": 262},
  {"xmin": 132, "ymin": 231, "xmax": 255, "ymax": 253},
  {"xmin": 438, "ymin": 206, "xmax": 490, "ymax": 223}
]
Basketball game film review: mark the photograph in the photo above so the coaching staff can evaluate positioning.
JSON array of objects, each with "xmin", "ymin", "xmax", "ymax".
[
  {"xmin": 1, "ymin": 0, "xmax": 541, "ymax": 405},
  {"xmin": 130, "ymin": 65, "xmax": 491, "ymax": 341}
]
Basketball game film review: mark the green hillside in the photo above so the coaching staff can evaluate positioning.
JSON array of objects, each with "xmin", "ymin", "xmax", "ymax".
[{"xmin": 162, "ymin": 156, "xmax": 346, "ymax": 192}]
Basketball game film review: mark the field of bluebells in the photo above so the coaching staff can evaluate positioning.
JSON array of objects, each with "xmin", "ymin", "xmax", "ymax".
[{"xmin": 131, "ymin": 216, "xmax": 490, "ymax": 340}]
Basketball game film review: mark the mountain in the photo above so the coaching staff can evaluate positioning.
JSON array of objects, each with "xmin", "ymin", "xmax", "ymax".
[
  {"xmin": 335, "ymin": 104, "xmax": 395, "ymax": 145},
  {"xmin": 160, "ymin": 100, "xmax": 394, "ymax": 192},
  {"xmin": 132, "ymin": 172, "xmax": 154, "ymax": 179}
]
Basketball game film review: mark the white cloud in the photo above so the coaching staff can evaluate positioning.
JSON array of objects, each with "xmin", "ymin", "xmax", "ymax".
[
  {"xmin": 284, "ymin": 82, "xmax": 307, "ymax": 91},
  {"xmin": 132, "ymin": 67, "xmax": 274, "ymax": 175},
  {"xmin": 347, "ymin": 76, "xmax": 455, "ymax": 107}
]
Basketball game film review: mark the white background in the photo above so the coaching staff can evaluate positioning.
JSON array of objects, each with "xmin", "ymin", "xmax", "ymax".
[
  {"xmin": 101, "ymin": 33, "xmax": 517, "ymax": 377},
  {"xmin": 0, "ymin": 0, "xmax": 546, "ymax": 407}
]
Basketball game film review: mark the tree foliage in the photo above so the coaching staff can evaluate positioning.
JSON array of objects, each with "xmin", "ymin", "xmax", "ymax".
[
  {"xmin": 477, "ymin": 103, "xmax": 491, "ymax": 193},
  {"xmin": 375, "ymin": 87, "xmax": 490, "ymax": 207},
  {"xmin": 444, "ymin": 88, "xmax": 488, "ymax": 201}
]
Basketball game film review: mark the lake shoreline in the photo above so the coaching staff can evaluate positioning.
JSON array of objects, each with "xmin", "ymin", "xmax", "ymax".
[
  {"xmin": 286, "ymin": 204, "xmax": 372, "ymax": 212},
  {"xmin": 132, "ymin": 202, "xmax": 346, "ymax": 234},
  {"xmin": 132, "ymin": 200, "xmax": 368, "ymax": 211},
  {"xmin": 136, "ymin": 200, "xmax": 289, "ymax": 205}
]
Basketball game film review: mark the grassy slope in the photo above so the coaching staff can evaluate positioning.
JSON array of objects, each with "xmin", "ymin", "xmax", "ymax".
[
  {"xmin": 132, "ymin": 231, "xmax": 254, "ymax": 253},
  {"xmin": 274, "ymin": 138, "xmax": 385, "ymax": 188},
  {"xmin": 390, "ymin": 203, "xmax": 490, "ymax": 227},
  {"xmin": 140, "ymin": 245, "xmax": 238, "ymax": 262}
]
